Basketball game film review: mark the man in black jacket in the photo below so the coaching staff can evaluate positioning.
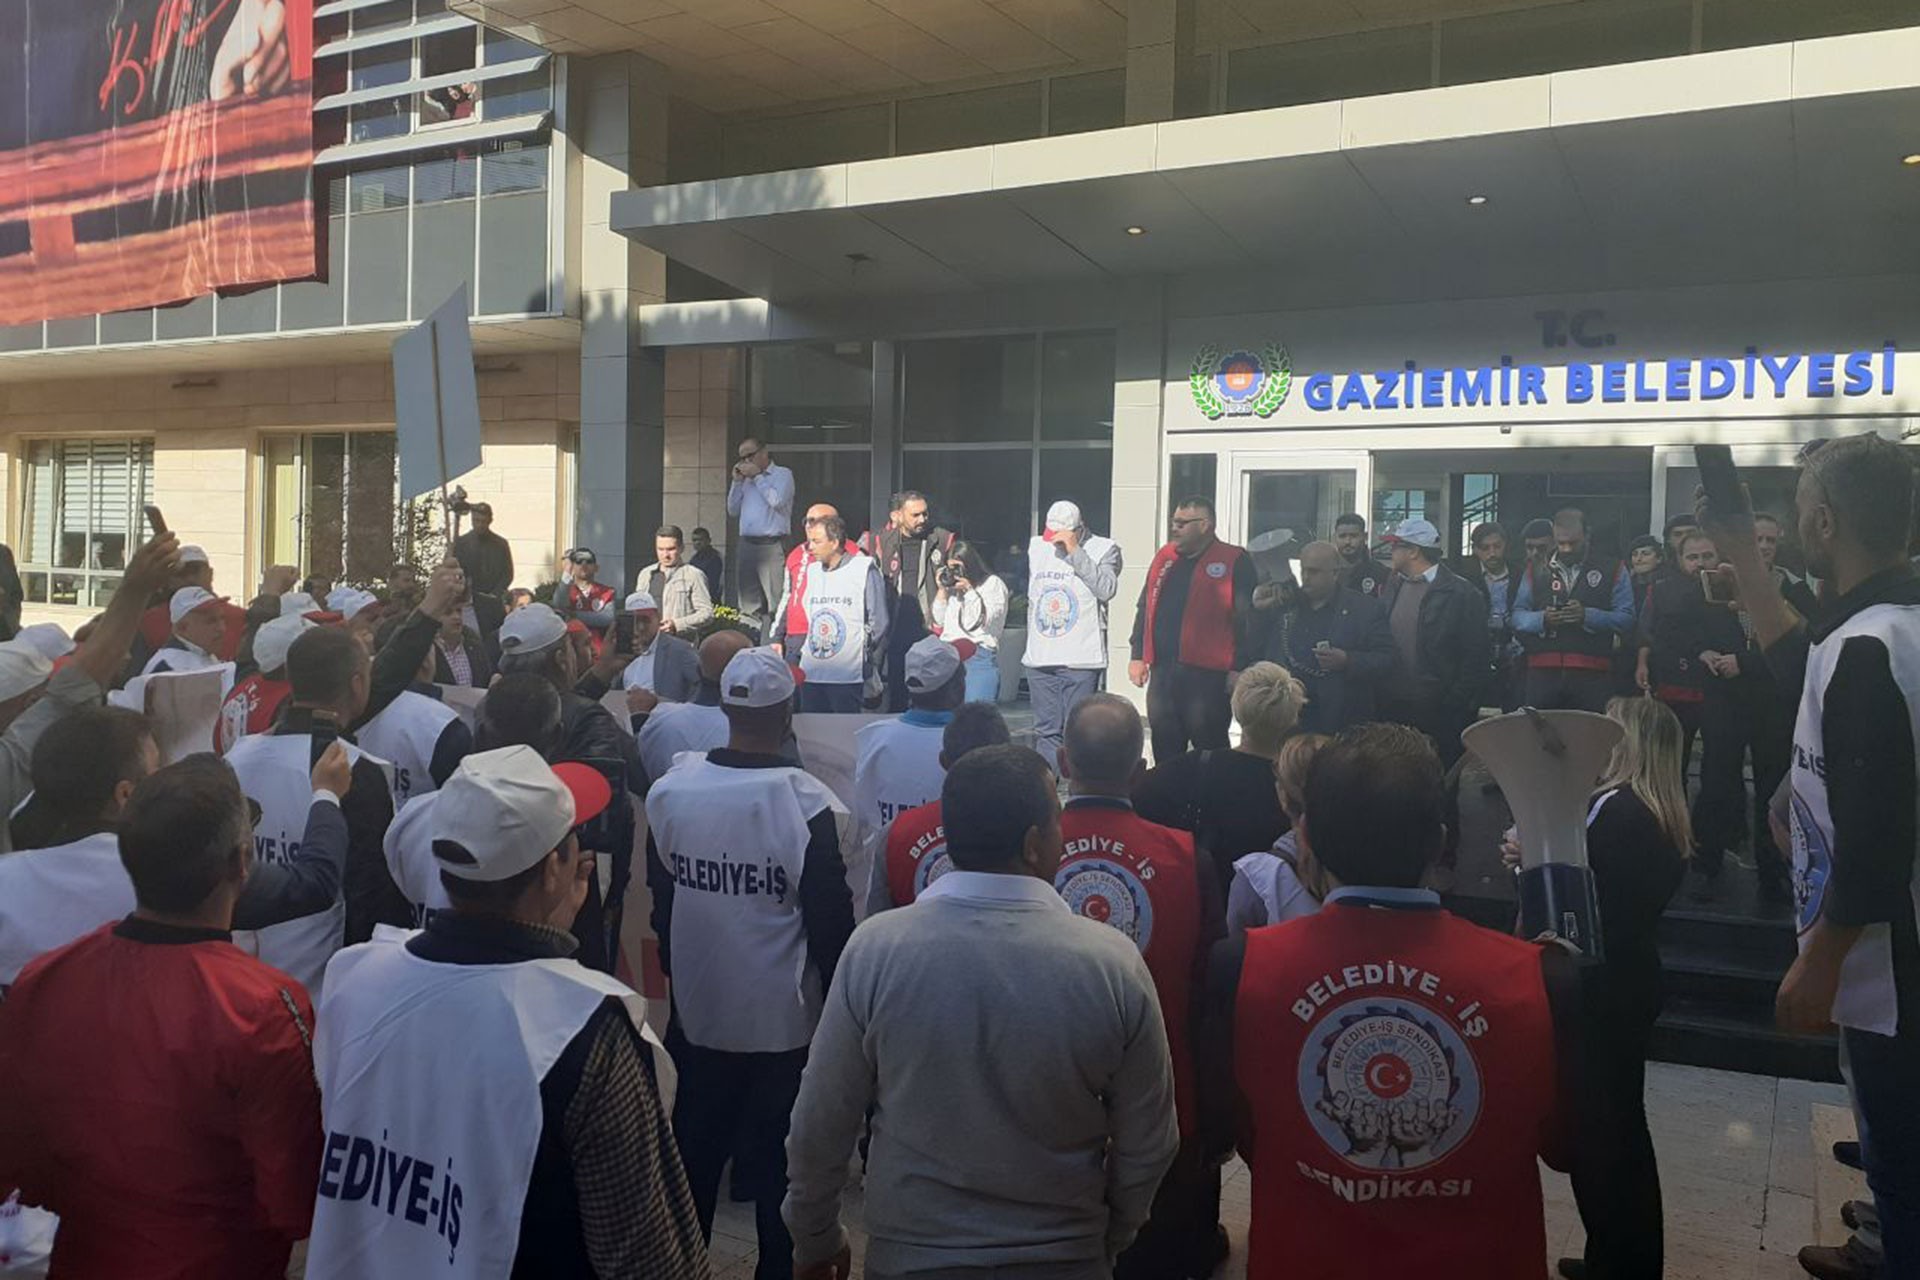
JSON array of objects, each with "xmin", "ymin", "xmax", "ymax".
[
  {"xmin": 451, "ymin": 502, "xmax": 515, "ymax": 599},
  {"xmin": 1377, "ymin": 519, "xmax": 1487, "ymax": 767},
  {"xmin": 867, "ymin": 490, "xmax": 956, "ymax": 712},
  {"xmin": 1266, "ymin": 541, "xmax": 1394, "ymax": 735}
]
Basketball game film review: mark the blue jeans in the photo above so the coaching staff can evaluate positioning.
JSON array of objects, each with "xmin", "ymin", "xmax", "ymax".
[
  {"xmin": 964, "ymin": 648, "xmax": 1001, "ymax": 703},
  {"xmin": 1027, "ymin": 666, "xmax": 1101, "ymax": 773},
  {"xmin": 1845, "ymin": 1021, "xmax": 1920, "ymax": 1275}
]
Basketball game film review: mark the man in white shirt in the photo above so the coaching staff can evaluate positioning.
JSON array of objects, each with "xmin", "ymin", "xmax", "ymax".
[
  {"xmin": 726, "ymin": 436, "xmax": 795, "ymax": 644},
  {"xmin": 1024, "ymin": 500, "xmax": 1122, "ymax": 771},
  {"xmin": 645, "ymin": 647, "xmax": 854, "ymax": 1273},
  {"xmin": 142, "ymin": 586, "xmax": 231, "ymax": 677},
  {"xmin": 635, "ymin": 631, "xmax": 752, "ymax": 793},
  {"xmin": 850, "ymin": 635, "xmax": 969, "ymax": 909}
]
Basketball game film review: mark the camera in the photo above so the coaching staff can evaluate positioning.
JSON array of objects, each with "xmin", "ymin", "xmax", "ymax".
[
  {"xmin": 447, "ymin": 485, "xmax": 473, "ymax": 516},
  {"xmin": 936, "ymin": 564, "xmax": 959, "ymax": 590}
]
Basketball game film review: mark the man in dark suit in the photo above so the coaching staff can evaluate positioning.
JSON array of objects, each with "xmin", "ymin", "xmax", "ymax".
[
  {"xmin": 1266, "ymin": 541, "xmax": 1395, "ymax": 735},
  {"xmin": 1378, "ymin": 519, "xmax": 1489, "ymax": 767}
]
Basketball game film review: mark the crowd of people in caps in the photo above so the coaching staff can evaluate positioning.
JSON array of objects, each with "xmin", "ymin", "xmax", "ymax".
[{"xmin": 0, "ymin": 430, "xmax": 1912, "ymax": 1280}]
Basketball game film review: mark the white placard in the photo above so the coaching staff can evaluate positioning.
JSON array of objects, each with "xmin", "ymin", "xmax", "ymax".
[{"xmin": 394, "ymin": 286, "xmax": 483, "ymax": 501}]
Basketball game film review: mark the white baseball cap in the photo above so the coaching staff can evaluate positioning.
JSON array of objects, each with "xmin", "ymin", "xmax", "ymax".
[
  {"xmin": 327, "ymin": 587, "xmax": 382, "ymax": 623},
  {"xmin": 0, "ymin": 641, "xmax": 53, "ymax": 702},
  {"xmin": 498, "ymin": 603, "xmax": 567, "ymax": 655},
  {"xmin": 623, "ymin": 590, "xmax": 660, "ymax": 614},
  {"xmin": 1384, "ymin": 518, "xmax": 1442, "ymax": 549},
  {"xmin": 279, "ymin": 591, "xmax": 318, "ymax": 616},
  {"xmin": 432, "ymin": 745, "xmax": 613, "ymax": 882},
  {"xmin": 14, "ymin": 623, "xmax": 73, "ymax": 662},
  {"xmin": 1043, "ymin": 500, "xmax": 1083, "ymax": 539},
  {"xmin": 720, "ymin": 647, "xmax": 795, "ymax": 708},
  {"xmin": 904, "ymin": 634, "xmax": 974, "ymax": 693},
  {"xmin": 176, "ymin": 544, "xmax": 209, "ymax": 565},
  {"xmin": 253, "ymin": 613, "xmax": 317, "ymax": 674},
  {"xmin": 169, "ymin": 586, "xmax": 228, "ymax": 624}
]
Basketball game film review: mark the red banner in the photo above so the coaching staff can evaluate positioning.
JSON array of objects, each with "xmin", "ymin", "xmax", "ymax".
[{"xmin": 0, "ymin": 0, "xmax": 317, "ymax": 325}]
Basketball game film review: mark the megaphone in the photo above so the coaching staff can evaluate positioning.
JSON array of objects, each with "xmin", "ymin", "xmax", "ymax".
[{"xmin": 1461, "ymin": 708, "xmax": 1623, "ymax": 962}]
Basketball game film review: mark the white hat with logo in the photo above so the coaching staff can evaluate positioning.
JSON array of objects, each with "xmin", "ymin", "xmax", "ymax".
[
  {"xmin": 253, "ymin": 613, "xmax": 317, "ymax": 674},
  {"xmin": 720, "ymin": 647, "xmax": 796, "ymax": 708},
  {"xmin": 498, "ymin": 603, "xmax": 568, "ymax": 655},
  {"xmin": 169, "ymin": 586, "xmax": 228, "ymax": 625},
  {"xmin": 432, "ymin": 745, "xmax": 613, "ymax": 882},
  {"xmin": 326, "ymin": 587, "xmax": 382, "ymax": 623},
  {"xmin": 1043, "ymin": 500, "xmax": 1083, "ymax": 540}
]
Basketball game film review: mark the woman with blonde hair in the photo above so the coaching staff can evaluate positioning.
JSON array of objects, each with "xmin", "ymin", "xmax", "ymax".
[
  {"xmin": 1509, "ymin": 694, "xmax": 1687, "ymax": 1280},
  {"xmin": 1226, "ymin": 731, "xmax": 1332, "ymax": 932},
  {"xmin": 1134, "ymin": 661, "xmax": 1308, "ymax": 898}
]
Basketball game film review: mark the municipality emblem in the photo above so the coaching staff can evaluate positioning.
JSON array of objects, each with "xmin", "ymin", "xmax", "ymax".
[
  {"xmin": 1298, "ymin": 998, "xmax": 1482, "ymax": 1171},
  {"xmin": 807, "ymin": 608, "xmax": 848, "ymax": 660},
  {"xmin": 1056, "ymin": 858, "xmax": 1155, "ymax": 950},
  {"xmin": 1191, "ymin": 343, "xmax": 1292, "ymax": 420}
]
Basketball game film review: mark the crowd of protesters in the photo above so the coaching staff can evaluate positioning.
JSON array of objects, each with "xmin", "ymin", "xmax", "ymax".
[{"xmin": 0, "ymin": 428, "xmax": 1908, "ymax": 1280}]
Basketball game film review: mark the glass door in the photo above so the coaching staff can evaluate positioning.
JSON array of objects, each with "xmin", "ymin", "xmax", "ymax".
[{"xmin": 1227, "ymin": 451, "xmax": 1370, "ymax": 590}]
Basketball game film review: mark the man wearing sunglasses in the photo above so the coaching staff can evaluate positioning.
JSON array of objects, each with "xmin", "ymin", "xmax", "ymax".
[
  {"xmin": 306, "ymin": 746, "xmax": 708, "ymax": 1279},
  {"xmin": 728, "ymin": 436, "xmax": 796, "ymax": 643}
]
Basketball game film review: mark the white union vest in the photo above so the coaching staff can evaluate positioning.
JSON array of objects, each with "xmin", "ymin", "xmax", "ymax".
[
  {"xmin": 0, "ymin": 834, "xmax": 133, "ymax": 987},
  {"xmin": 227, "ymin": 733, "xmax": 389, "ymax": 997},
  {"xmin": 647, "ymin": 757, "xmax": 846, "ymax": 1052},
  {"xmin": 1022, "ymin": 534, "xmax": 1116, "ymax": 670},
  {"xmin": 356, "ymin": 690, "xmax": 460, "ymax": 805},
  {"xmin": 1788, "ymin": 601, "xmax": 1920, "ymax": 1036},
  {"xmin": 306, "ymin": 931, "xmax": 668, "ymax": 1280},
  {"xmin": 799, "ymin": 552, "xmax": 873, "ymax": 685}
]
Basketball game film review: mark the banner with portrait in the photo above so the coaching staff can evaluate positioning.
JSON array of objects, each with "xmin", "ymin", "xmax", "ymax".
[{"xmin": 0, "ymin": 0, "xmax": 318, "ymax": 325}]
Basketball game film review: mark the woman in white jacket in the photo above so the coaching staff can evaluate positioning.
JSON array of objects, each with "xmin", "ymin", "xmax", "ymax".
[{"xmin": 930, "ymin": 539, "xmax": 1008, "ymax": 703}]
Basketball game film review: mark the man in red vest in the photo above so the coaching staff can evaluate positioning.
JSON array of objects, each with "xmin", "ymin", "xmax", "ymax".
[
  {"xmin": 1128, "ymin": 496, "xmax": 1255, "ymax": 764},
  {"xmin": 868, "ymin": 703, "xmax": 1011, "ymax": 915},
  {"xmin": 1204, "ymin": 723, "xmax": 1582, "ymax": 1280},
  {"xmin": 1055, "ymin": 692, "xmax": 1224, "ymax": 1280}
]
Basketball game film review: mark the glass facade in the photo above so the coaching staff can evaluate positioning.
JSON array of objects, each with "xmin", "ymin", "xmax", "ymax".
[
  {"xmin": 18, "ymin": 439, "xmax": 155, "ymax": 608},
  {"xmin": 263, "ymin": 433, "xmax": 404, "ymax": 583}
]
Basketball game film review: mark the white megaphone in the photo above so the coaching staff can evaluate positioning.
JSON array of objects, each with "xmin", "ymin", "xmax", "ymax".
[{"xmin": 1461, "ymin": 708, "xmax": 1623, "ymax": 962}]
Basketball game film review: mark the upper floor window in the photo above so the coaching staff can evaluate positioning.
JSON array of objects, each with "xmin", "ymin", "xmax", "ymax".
[{"xmin": 18, "ymin": 439, "xmax": 155, "ymax": 608}]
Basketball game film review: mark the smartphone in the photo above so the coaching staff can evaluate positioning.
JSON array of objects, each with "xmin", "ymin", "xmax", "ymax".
[
  {"xmin": 309, "ymin": 711, "xmax": 340, "ymax": 771},
  {"xmin": 142, "ymin": 504, "xmax": 168, "ymax": 537},
  {"xmin": 1695, "ymin": 444, "xmax": 1750, "ymax": 516},
  {"xmin": 1702, "ymin": 565, "xmax": 1739, "ymax": 606},
  {"xmin": 614, "ymin": 611, "xmax": 635, "ymax": 656}
]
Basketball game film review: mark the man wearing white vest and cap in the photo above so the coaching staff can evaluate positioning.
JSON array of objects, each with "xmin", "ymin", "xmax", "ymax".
[
  {"xmin": 571, "ymin": 591, "xmax": 699, "ymax": 701},
  {"xmin": 220, "ymin": 611, "xmax": 315, "ymax": 753},
  {"xmin": 327, "ymin": 586, "xmax": 386, "ymax": 651},
  {"xmin": 1024, "ymin": 499, "xmax": 1122, "ymax": 771},
  {"xmin": 850, "ymin": 634, "xmax": 970, "ymax": 907},
  {"xmin": 141, "ymin": 585, "xmax": 232, "ymax": 677},
  {"xmin": 227, "ymin": 626, "xmax": 411, "ymax": 995},
  {"xmin": 637, "ymin": 630, "xmax": 753, "ymax": 793},
  {"xmin": 646, "ymin": 646, "xmax": 855, "ymax": 1278},
  {"xmin": 355, "ymin": 645, "xmax": 472, "ymax": 805},
  {"xmin": 307, "ymin": 745, "xmax": 709, "ymax": 1280},
  {"xmin": 791, "ymin": 513, "xmax": 887, "ymax": 713}
]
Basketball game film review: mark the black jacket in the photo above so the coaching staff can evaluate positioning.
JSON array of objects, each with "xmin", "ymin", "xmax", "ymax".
[
  {"xmin": 1381, "ymin": 563, "xmax": 1489, "ymax": 711},
  {"xmin": 271, "ymin": 709, "xmax": 410, "ymax": 946},
  {"xmin": 1640, "ymin": 575, "xmax": 1751, "ymax": 697},
  {"xmin": 1265, "ymin": 587, "xmax": 1395, "ymax": 733},
  {"xmin": 452, "ymin": 529, "xmax": 515, "ymax": 599}
]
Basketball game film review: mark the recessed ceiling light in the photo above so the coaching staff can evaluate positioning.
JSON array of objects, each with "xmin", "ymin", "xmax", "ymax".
[
  {"xmin": 1904, "ymin": 154, "xmax": 1920, "ymax": 166},
  {"xmin": 1466, "ymin": 194, "xmax": 1489, "ymax": 206},
  {"xmin": 1125, "ymin": 225, "xmax": 1147, "ymax": 236}
]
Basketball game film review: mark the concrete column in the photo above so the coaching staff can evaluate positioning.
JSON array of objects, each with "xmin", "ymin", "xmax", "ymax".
[
  {"xmin": 1125, "ymin": 0, "xmax": 1198, "ymax": 124},
  {"xmin": 1106, "ymin": 277, "xmax": 1168, "ymax": 707},
  {"xmin": 574, "ymin": 53, "xmax": 669, "ymax": 594}
]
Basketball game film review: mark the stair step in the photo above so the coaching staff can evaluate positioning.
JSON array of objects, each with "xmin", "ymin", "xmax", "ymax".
[
  {"xmin": 1658, "ymin": 907, "xmax": 1799, "ymax": 961},
  {"xmin": 1650, "ymin": 998, "xmax": 1840, "ymax": 1083}
]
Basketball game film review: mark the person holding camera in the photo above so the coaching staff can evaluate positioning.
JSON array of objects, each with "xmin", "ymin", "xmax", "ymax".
[
  {"xmin": 726, "ymin": 437, "xmax": 795, "ymax": 643},
  {"xmin": 1024, "ymin": 500, "xmax": 1122, "ymax": 770},
  {"xmin": 930, "ymin": 538, "xmax": 1008, "ymax": 703}
]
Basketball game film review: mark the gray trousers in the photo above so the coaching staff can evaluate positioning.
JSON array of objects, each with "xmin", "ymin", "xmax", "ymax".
[
  {"xmin": 735, "ymin": 537, "xmax": 786, "ymax": 643},
  {"xmin": 1027, "ymin": 666, "xmax": 1101, "ymax": 773}
]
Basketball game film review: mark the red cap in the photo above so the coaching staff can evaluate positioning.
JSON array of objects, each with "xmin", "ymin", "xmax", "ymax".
[{"xmin": 550, "ymin": 761, "xmax": 613, "ymax": 827}]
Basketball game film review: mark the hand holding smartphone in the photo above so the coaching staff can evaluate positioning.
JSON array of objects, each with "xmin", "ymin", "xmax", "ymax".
[{"xmin": 309, "ymin": 710, "xmax": 340, "ymax": 770}]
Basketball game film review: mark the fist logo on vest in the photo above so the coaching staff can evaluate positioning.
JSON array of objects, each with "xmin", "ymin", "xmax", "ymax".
[
  {"xmin": 1056, "ymin": 859, "xmax": 1155, "ymax": 950},
  {"xmin": 1206, "ymin": 561, "xmax": 1228, "ymax": 579},
  {"xmin": 807, "ymin": 609, "xmax": 849, "ymax": 660},
  {"xmin": 1033, "ymin": 586, "xmax": 1080, "ymax": 638},
  {"xmin": 1788, "ymin": 789, "xmax": 1832, "ymax": 936},
  {"xmin": 1298, "ymin": 999, "xmax": 1482, "ymax": 1171},
  {"xmin": 914, "ymin": 846, "xmax": 953, "ymax": 896}
]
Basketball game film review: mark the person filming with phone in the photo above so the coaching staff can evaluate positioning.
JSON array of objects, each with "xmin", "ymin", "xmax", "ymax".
[
  {"xmin": 929, "ymin": 539, "xmax": 1007, "ymax": 703},
  {"xmin": 1696, "ymin": 433, "xmax": 1920, "ymax": 1280},
  {"xmin": 1511, "ymin": 507, "xmax": 1636, "ymax": 712}
]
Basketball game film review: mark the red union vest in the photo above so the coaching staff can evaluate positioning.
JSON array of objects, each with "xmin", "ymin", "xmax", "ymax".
[
  {"xmin": 219, "ymin": 673, "xmax": 292, "ymax": 754},
  {"xmin": 1234, "ymin": 900, "xmax": 1558, "ymax": 1280},
  {"xmin": 1142, "ymin": 539, "xmax": 1241, "ymax": 671},
  {"xmin": 882, "ymin": 800, "xmax": 950, "ymax": 910},
  {"xmin": 1055, "ymin": 801, "xmax": 1203, "ymax": 1134},
  {"xmin": 1521, "ymin": 557, "xmax": 1625, "ymax": 671}
]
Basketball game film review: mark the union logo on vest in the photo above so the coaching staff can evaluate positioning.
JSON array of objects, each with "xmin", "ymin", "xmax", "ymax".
[
  {"xmin": 808, "ymin": 609, "xmax": 848, "ymax": 660},
  {"xmin": 1298, "ymin": 999, "xmax": 1483, "ymax": 1173},
  {"xmin": 1033, "ymin": 586, "xmax": 1080, "ymax": 638},
  {"xmin": 1057, "ymin": 858, "xmax": 1156, "ymax": 949}
]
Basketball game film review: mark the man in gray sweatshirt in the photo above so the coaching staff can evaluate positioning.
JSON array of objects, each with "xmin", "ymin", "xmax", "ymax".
[{"xmin": 783, "ymin": 743, "xmax": 1178, "ymax": 1280}]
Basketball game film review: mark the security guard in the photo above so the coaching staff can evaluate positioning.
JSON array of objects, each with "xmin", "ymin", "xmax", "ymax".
[{"xmin": 1205, "ymin": 724, "xmax": 1581, "ymax": 1280}]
